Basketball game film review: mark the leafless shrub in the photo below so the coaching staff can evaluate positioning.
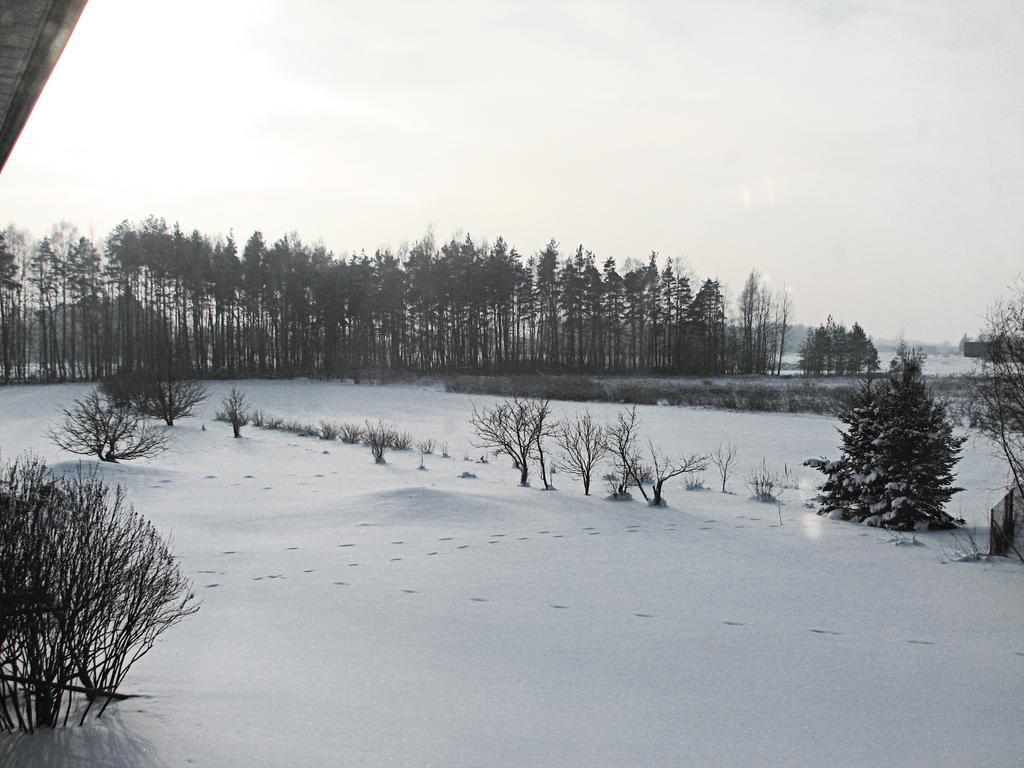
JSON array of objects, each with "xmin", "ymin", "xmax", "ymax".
[
  {"xmin": 440, "ymin": 441, "xmax": 450, "ymax": 458},
  {"xmin": 49, "ymin": 388, "xmax": 170, "ymax": 463},
  {"xmin": 747, "ymin": 459, "xmax": 796, "ymax": 502},
  {"xmin": 132, "ymin": 372, "xmax": 207, "ymax": 426},
  {"xmin": 973, "ymin": 279, "xmax": 1024, "ymax": 505},
  {"xmin": 0, "ymin": 455, "xmax": 197, "ymax": 731},
  {"xmin": 217, "ymin": 388, "xmax": 250, "ymax": 438},
  {"xmin": 264, "ymin": 415, "xmax": 285, "ymax": 430},
  {"xmin": 388, "ymin": 429, "xmax": 414, "ymax": 450},
  {"xmin": 709, "ymin": 443, "xmax": 739, "ymax": 493},
  {"xmin": 364, "ymin": 420, "xmax": 391, "ymax": 463},
  {"xmin": 317, "ymin": 420, "xmax": 341, "ymax": 440},
  {"xmin": 645, "ymin": 442, "xmax": 708, "ymax": 506},
  {"xmin": 251, "ymin": 409, "xmax": 266, "ymax": 427},
  {"xmin": 470, "ymin": 398, "xmax": 555, "ymax": 487},
  {"xmin": 416, "ymin": 438, "xmax": 437, "ymax": 455},
  {"xmin": 604, "ymin": 406, "xmax": 644, "ymax": 497},
  {"xmin": 338, "ymin": 422, "xmax": 364, "ymax": 444},
  {"xmin": 555, "ymin": 411, "xmax": 608, "ymax": 495},
  {"xmin": 684, "ymin": 473, "xmax": 707, "ymax": 491}
]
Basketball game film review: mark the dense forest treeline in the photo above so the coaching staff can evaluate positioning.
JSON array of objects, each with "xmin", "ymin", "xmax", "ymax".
[{"xmin": 0, "ymin": 217, "xmax": 874, "ymax": 383}]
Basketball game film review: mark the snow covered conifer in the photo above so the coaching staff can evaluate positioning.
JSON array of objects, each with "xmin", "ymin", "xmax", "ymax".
[{"xmin": 807, "ymin": 353, "xmax": 965, "ymax": 530}]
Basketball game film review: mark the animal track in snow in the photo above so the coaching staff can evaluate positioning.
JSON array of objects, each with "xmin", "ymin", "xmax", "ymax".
[
  {"xmin": 470, "ymin": 597, "xmax": 488, "ymax": 602},
  {"xmin": 549, "ymin": 604, "xmax": 569, "ymax": 610},
  {"xmin": 634, "ymin": 613, "xmax": 654, "ymax": 618},
  {"xmin": 907, "ymin": 639, "xmax": 934, "ymax": 645},
  {"xmin": 722, "ymin": 621, "xmax": 745, "ymax": 626},
  {"xmin": 809, "ymin": 629, "xmax": 841, "ymax": 635}
]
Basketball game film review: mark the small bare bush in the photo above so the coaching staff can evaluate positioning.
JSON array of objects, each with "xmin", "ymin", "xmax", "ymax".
[
  {"xmin": 709, "ymin": 443, "xmax": 738, "ymax": 493},
  {"xmin": 217, "ymin": 388, "xmax": 250, "ymax": 438},
  {"xmin": 685, "ymin": 473, "xmax": 707, "ymax": 491},
  {"xmin": 645, "ymin": 442, "xmax": 708, "ymax": 506},
  {"xmin": 132, "ymin": 372, "xmax": 208, "ymax": 426},
  {"xmin": 318, "ymin": 420, "xmax": 341, "ymax": 440},
  {"xmin": 555, "ymin": 411, "xmax": 608, "ymax": 495},
  {"xmin": 0, "ymin": 455, "xmax": 197, "ymax": 730},
  {"xmin": 747, "ymin": 459, "xmax": 796, "ymax": 502},
  {"xmin": 389, "ymin": 430, "xmax": 414, "ymax": 450},
  {"xmin": 339, "ymin": 422, "xmax": 364, "ymax": 443},
  {"xmin": 365, "ymin": 420, "xmax": 391, "ymax": 463},
  {"xmin": 416, "ymin": 438, "xmax": 437, "ymax": 455},
  {"xmin": 50, "ymin": 388, "xmax": 170, "ymax": 463},
  {"xmin": 251, "ymin": 409, "xmax": 266, "ymax": 427},
  {"xmin": 470, "ymin": 397, "xmax": 555, "ymax": 487}
]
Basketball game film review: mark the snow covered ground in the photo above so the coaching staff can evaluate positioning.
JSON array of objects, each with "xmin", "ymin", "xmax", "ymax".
[{"xmin": 1, "ymin": 380, "xmax": 1021, "ymax": 768}]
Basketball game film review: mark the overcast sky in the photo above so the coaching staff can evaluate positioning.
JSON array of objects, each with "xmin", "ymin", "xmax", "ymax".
[{"xmin": 2, "ymin": 0, "xmax": 1022, "ymax": 342}]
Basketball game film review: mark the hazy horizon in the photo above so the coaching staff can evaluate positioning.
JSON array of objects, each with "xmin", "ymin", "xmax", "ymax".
[{"xmin": 2, "ymin": 0, "xmax": 1022, "ymax": 342}]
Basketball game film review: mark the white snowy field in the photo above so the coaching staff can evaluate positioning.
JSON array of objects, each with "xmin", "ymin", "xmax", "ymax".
[{"xmin": 1, "ymin": 380, "xmax": 1022, "ymax": 768}]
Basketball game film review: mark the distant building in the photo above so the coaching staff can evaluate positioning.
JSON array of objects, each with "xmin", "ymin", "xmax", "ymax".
[{"xmin": 963, "ymin": 340, "xmax": 992, "ymax": 359}]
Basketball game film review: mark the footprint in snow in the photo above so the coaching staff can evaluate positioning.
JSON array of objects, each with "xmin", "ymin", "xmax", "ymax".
[
  {"xmin": 347, "ymin": 563, "xmax": 359, "ymax": 567},
  {"xmin": 517, "ymin": 537, "xmax": 529, "ymax": 540},
  {"xmin": 337, "ymin": 544, "xmax": 355, "ymax": 548},
  {"xmin": 809, "ymin": 629, "xmax": 841, "ymax": 635},
  {"xmin": 723, "ymin": 621, "xmax": 745, "ymax": 626},
  {"xmin": 286, "ymin": 546, "xmax": 299, "ymax": 550},
  {"xmin": 626, "ymin": 529, "xmax": 640, "ymax": 533},
  {"xmin": 197, "ymin": 570, "xmax": 223, "ymax": 575},
  {"xmin": 1013, "ymin": 652, "xmax": 1024, "ymax": 657},
  {"xmin": 303, "ymin": 569, "xmax": 315, "ymax": 573},
  {"xmin": 390, "ymin": 557, "xmax": 402, "ymax": 562},
  {"xmin": 699, "ymin": 527, "xmax": 713, "ymax": 530},
  {"xmin": 204, "ymin": 583, "xmax": 221, "ymax": 588},
  {"xmin": 332, "ymin": 581, "xmax": 349, "ymax": 586},
  {"xmin": 582, "ymin": 527, "xmax": 595, "ymax": 531},
  {"xmin": 205, "ymin": 475, "xmax": 217, "ymax": 479},
  {"xmin": 391, "ymin": 541, "xmax": 404, "ymax": 545},
  {"xmin": 470, "ymin": 597, "xmax": 489, "ymax": 602},
  {"xmin": 314, "ymin": 473, "xmax": 324, "ymax": 477},
  {"xmin": 490, "ymin": 533, "xmax": 506, "ymax": 537},
  {"xmin": 243, "ymin": 475, "xmax": 254, "ymax": 479},
  {"xmin": 457, "ymin": 545, "xmax": 469, "ymax": 549},
  {"xmin": 438, "ymin": 537, "xmax": 454, "ymax": 541},
  {"xmin": 907, "ymin": 639, "xmax": 934, "ymax": 645},
  {"xmin": 262, "ymin": 487, "xmax": 272, "ymax": 490},
  {"xmin": 538, "ymin": 530, "xmax": 551, "ymax": 534},
  {"xmin": 401, "ymin": 589, "xmax": 418, "ymax": 594},
  {"xmin": 222, "ymin": 550, "xmax": 237, "ymax": 555},
  {"xmin": 426, "ymin": 551, "xmax": 438, "ymax": 556},
  {"xmin": 552, "ymin": 534, "xmax": 565, "ymax": 538},
  {"xmin": 587, "ymin": 532, "xmax": 601, "ymax": 535},
  {"xmin": 634, "ymin": 613, "xmax": 654, "ymax": 619},
  {"xmin": 160, "ymin": 479, "xmax": 172, "ymax": 484},
  {"xmin": 488, "ymin": 541, "xmax": 500, "ymax": 545},
  {"xmin": 252, "ymin": 577, "xmax": 263, "ymax": 581},
  {"xmin": 549, "ymin": 604, "xmax": 569, "ymax": 610}
]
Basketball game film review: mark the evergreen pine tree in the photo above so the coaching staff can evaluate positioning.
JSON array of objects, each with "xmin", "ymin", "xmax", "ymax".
[{"xmin": 807, "ymin": 353, "xmax": 965, "ymax": 530}]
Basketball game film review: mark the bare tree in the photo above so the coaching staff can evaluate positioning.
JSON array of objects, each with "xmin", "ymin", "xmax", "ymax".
[
  {"xmin": 604, "ymin": 406, "xmax": 644, "ymax": 497},
  {"xmin": 0, "ymin": 456, "xmax": 197, "ymax": 731},
  {"xmin": 531, "ymin": 399, "xmax": 558, "ymax": 490},
  {"xmin": 133, "ymin": 371, "xmax": 207, "ymax": 426},
  {"xmin": 974, "ymin": 280, "xmax": 1024, "ymax": 505},
  {"xmin": 555, "ymin": 411, "xmax": 608, "ymax": 495},
  {"xmin": 218, "ymin": 387, "xmax": 250, "ymax": 438},
  {"xmin": 49, "ymin": 388, "xmax": 170, "ymax": 463},
  {"xmin": 470, "ymin": 398, "xmax": 552, "ymax": 486},
  {"xmin": 774, "ymin": 286, "xmax": 793, "ymax": 376},
  {"xmin": 646, "ymin": 442, "xmax": 708, "ymax": 506},
  {"xmin": 709, "ymin": 442, "xmax": 738, "ymax": 493}
]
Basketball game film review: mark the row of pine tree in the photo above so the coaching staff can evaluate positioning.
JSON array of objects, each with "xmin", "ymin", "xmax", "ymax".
[{"xmin": 1, "ymin": 217, "xmax": 836, "ymax": 384}]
